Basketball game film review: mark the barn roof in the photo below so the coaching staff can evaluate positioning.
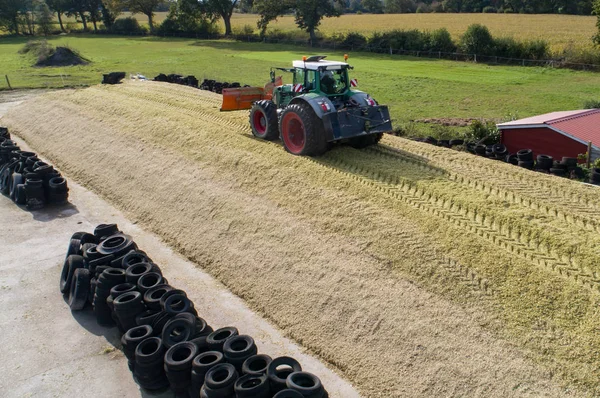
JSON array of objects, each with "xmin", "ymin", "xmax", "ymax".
[{"xmin": 497, "ymin": 109, "xmax": 600, "ymax": 147}]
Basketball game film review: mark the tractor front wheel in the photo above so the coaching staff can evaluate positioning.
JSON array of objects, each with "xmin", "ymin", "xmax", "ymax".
[
  {"xmin": 249, "ymin": 100, "xmax": 279, "ymax": 141},
  {"xmin": 279, "ymin": 103, "xmax": 328, "ymax": 156},
  {"xmin": 349, "ymin": 133, "xmax": 383, "ymax": 149}
]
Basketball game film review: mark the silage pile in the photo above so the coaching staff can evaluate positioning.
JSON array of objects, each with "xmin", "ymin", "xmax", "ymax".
[{"xmin": 4, "ymin": 81, "xmax": 599, "ymax": 397}]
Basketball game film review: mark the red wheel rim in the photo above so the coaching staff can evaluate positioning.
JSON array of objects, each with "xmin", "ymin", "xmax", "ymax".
[
  {"xmin": 252, "ymin": 110, "xmax": 267, "ymax": 136},
  {"xmin": 282, "ymin": 112, "xmax": 305, "ymax": 154}
]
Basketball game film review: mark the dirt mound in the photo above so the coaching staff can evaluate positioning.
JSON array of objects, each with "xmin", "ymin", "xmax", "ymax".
[
  {"xmin": 35, "ymin": 47, "xmax": 89, "ymax": 67},
  {"xmin": 3, "ymin": 82, "xmax": 595, "ymax": 397}
]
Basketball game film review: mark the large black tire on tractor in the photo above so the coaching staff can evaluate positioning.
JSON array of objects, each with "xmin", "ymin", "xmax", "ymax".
[
  {"xmin": 349, "ymin": 133, "xmax": 383, "ymax": 149},
  {"xmin": 250, "ymin": 100, "xmax": 279, "ymax": 141},
  {"xmin": 279, "ymin": 103, "xmax": 328, "ymax": 156}
]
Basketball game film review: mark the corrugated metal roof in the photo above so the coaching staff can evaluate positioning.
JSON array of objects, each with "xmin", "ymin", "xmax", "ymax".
[{"xmin": 497, "ymin": 109, "xmax": 600, "ymax": 147}]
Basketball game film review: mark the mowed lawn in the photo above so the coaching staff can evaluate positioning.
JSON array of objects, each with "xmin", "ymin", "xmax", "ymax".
[{"xmin": 1, "ymin": 35, "xmax": 600, "ymax": 126}]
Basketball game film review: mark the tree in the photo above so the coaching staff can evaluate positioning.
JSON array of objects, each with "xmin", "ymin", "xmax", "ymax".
[
  {"xmin": 67, "ymin": 0, "xmax": 89, "ymax": 31},
  {"xmin": 594, "ymin": 0, "xmax": 600, "ymax": 45},
  {"xmin": 47, "ymin": 0, "xmax": 70, "ymax": 32},
  {"xmin": 86, "ymin": 0, "xmax": 102, "ymax": 32},
  {"xmin": 0, "ymin": 0, "xmax": 22, "ymax": 34},
  {"xmin": 255, "ymin": 0, "xmax": 345, "ymax": 44},
  {"xmin": 363, "ymin": 0, "xmax": 384, "ymax": 13},
  {"xmin": 384, "ymin": 0, "xmax": 416, "ymax": 13},
  {"xmin": 203, "ymin": 0, "xmax": 238, "ymax": 36},
  {"xmin": 128, "ymin": 0, "xmax": 161, "ymax": 33},
  {"xmin": 35, "ymin": 0, "xmax": 53, "ymax": 35}
]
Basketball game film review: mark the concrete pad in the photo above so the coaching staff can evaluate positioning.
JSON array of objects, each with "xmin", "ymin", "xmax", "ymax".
[{"xmin": 0, "ymin": 135, "xmax": 360, "ymax": 397}]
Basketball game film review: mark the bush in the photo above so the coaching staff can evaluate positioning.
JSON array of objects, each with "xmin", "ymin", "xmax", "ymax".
[
  {"xmin": 522, "ymin": 39, "xmax": 549, "ymax": 60},
  {"xmin": 342, "ymin": 32, "xmax": 368, "ymax": 50},
  {"xmin": 460, "ymin": 24, "xmax": 494, "ymax": 55},
  {"xmin": 584, "ymin": 99, "xmax": 600, "ymax": 109},
  {"xmin": 482, "ymin": 6, "xmax": 497, "ymax": 13},
  {"xmin": 232, "ymin": 24, "xmax": 255, "ymax": 39},
  {"xmin": 428, "ymin": 28, "xmax": 456, "ymax": 52},
  {"xmin": 18, "ymin": 40, "xmax": 54, "ymax": 61},
  {"xmin": 111, "ymin": 17, "xmax": 147, "ymax": 35},
  {"xmin": 494, "ymin": 36, "xmax": 525, "ymax": 58},
  {"xmin": 465, "ymin": 120, "xmax": 500, "ymax": 144}
]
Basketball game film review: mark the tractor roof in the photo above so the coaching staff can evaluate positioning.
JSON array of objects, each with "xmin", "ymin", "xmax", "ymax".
[{"xmin": 292, "ymin": 56, "xmax": 349, "ymax": 71}]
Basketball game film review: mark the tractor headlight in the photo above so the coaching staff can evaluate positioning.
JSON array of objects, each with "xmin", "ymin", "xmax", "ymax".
[{"xmin": 365, "ymin": 97, "xmax": 377, "ymax": 106}]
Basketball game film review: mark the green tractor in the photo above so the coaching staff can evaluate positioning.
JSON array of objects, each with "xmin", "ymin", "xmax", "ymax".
[{"xmin": 221, "ymin": 55, "xmax": 392, "ymax": 156}]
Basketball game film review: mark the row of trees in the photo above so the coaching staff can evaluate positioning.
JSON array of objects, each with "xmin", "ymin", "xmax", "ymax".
[{"xmin": 0, "ymin": 0, "xmax": 241, "ymax": 35}]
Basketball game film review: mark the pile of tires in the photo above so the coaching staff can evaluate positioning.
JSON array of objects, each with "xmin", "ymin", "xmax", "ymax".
[
  {"xmin": 461, "ymin": 141, "xmax": 585, "ymax": 180},
  {"xmin": 154, "ymin": 73, "xmax": 200, "ymax": 88},
  {"xmin": 200, "ymin": 80, "xmax": 245, "ymax": 94},
  {"xmin": 0, "ymin": 127, "xmax": 69, "ymax": 210},
  {"xmin": 413, "ymin": 136, "xmax": 464, "ymax": 148},
  {"xmin": 60, "ymin": 223, "xmax": 329, "ymax": 398}
]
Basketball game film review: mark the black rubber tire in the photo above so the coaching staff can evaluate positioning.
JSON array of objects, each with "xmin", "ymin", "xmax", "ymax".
[
  {"xmin": 250, "ymin": 100, "xmax": 279, "ymax": 141},
  {"xmin": 122, "ymin": 250, "xmax": 152, "ymax": 269},
  {"xmin": 234, "ymin": 374, "xmax": 271, "ymax": 398},
  {"xmin": 207, "ymin": 326, "xmax": 239, "ymax": 352},
  {"xmin": 123, "ymin": 325, "xmax": 154, "ymax": 362},
  {"xmin": 505, "ymin": 154, "xmax": 518, "ymax": 165},
  {"xmin": 516, "ymin": 149, "xmax": 533, "ymax": 161},
  {"xmin": 113, "ymin": 290, "xmax": 144, "ymax": 311},
  {"xmin": 223, "ymin": 335, "xmax": 257, "ymax": 360},
  {"xmin": 517, "ymin": 160, "xmax": 534, "ymax": 169},
  {"xmin": 348, "ymin": 133, "xmax": 383, "ymax": 149},
  {"xmin": 136, "ymin": 310, "xmax": 161, "ymax": 327},
  {"xmin": 561, "ymin": 157, "xmax": 578, "ymax": 167},
  {"xmin": 165, "ymin": 341, "xmax": 198, "ymax": 371},
  {"xmin": 137, "ymin": 272, "xmax": 164, "ymax": 294},
  {"xmin": 550, "ymin": 168, "xmax": 567, "ymax": 177},
  {"xmin": 68, "ymin": 268, "xmax": 90, "ymax": 311},
  {"xmin": 15, "ymin": 184, "xmax": 26, "ymax": 205},
  {"xmin": 151, "ymin": 311, "xmax": 174, "ymax": 334},
  {"xmin": 286, "ymin": 371, "xmax": 325, "ymax": 398},
  {"xmin": 125, "ymin": 262, "xmax": 157, "ymax": 285},
  {"xmin": 135, "ymin": 336, "xmax": 165, "ymax": 364},
  {"xmin": 9, "ymin": 172, "xmax": 23, "ymax": 201},
  {"xmin": 88, "ymin": 277, "xmax": 97, "ymax": 305},
  {"xmin": 193, "ymin": 351, "xmax": 225, "ymax": 373},
  {"xmin": 273, "ymin": 389, "xmax": 304, "ymax": 398},
  {"xmin": 189, "ymin": 335, "xmax": 209, "ymax": 351},
  {"xmin": 242, "ymin": 354, "xmax": 273, "ymax": 376},
  {"xmin": 162, "ymin": 315, "xmax": 196, "ymax": 348},
  {"xmin": 267, "ymin": 357, "xmax": 302, "ymax": 394},
  {"xmin": 81, "ymin": 243, "xmax": 97, "ymax": 263},
  {"xmin": 48, "ymin": 176, "xmax": 67, "ymax": 192},
  {"xmin": 109, "ymin": 282, "xmax": 137, "ymax": 299},
  {"xmin": 449, "ymin": 139, "xmax": 464, "ymax": 146},
  {"xmin": 204, "ymin": 362, "xmax": 239, "ymax": 390},
  {"xmin": 99, "ymin": 267, "xmax": 127, "ymax": 283},
  {"xmin": 162, "ymin": 293, "xmax": 191, "ymax": 315},
  {"xmin": 96, "ymin": 233, "xmax": 137, "ymax": 257},
  {"xmin": 60, "ymin": 254, "xmax": 85, "ymax": 294},
  {"xmin": 474, "ymin": 144, "xmax": 487, "ymax": 156},
  {"xmin": 279, "ymin": 103, "xmax": 328, "ymax": 156},
  {"xmin": 94, "ymin": 223, "xmax": 119, "ymax": 239},
  {"xmin": 144, "ymin": 284, "xmax": 174, "ymax": 310}
]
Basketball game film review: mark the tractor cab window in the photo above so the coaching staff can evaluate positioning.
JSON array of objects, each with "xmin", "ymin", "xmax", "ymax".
[
  {"xmin": 293, "ymin": 68, "xmax": 305, "ymax": 86},
  {"xmin": 320, "ymin": 69, "xmax": 348, "ymax": 95},
  {"xmin": 306, "ymin": 70, "xmax": 317, "ymax": 90}
]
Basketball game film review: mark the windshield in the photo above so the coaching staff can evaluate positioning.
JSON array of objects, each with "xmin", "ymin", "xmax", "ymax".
[{"xmin": 320, "ymin": 69, "xmax": 348, "ymax": 95}]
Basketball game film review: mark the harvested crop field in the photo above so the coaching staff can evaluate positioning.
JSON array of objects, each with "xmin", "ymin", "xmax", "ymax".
[{"xmin": 4, "ymin": 82, "xmax": 600, "ymax": 397}]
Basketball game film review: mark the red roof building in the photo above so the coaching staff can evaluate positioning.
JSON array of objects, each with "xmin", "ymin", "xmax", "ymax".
[{"xmin": 497, "ymin": 109, "xmax": 600, "ymax": 161}]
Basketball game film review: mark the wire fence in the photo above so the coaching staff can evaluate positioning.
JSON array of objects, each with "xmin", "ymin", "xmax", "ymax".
[{"xmin": 107, "ymin": 30, "xmax": 600, "ymax": 72}]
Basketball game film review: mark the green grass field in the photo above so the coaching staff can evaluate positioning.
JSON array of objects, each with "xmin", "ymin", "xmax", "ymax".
[{"xmin": 1, "ymin": 35, "xmax": 600, "ymax": 133}]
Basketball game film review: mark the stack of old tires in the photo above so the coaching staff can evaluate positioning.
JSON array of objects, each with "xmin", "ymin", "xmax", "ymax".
[
  {"xmin": 0, "ymin": 127, "xmax": 69, "ymax": 209},
  {"xmin": 60, "ymin": 223, "xmax": 328, "ymax": 398}
]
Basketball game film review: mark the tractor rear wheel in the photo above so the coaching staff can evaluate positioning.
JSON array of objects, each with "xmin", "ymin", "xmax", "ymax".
[
  {"xmin": 349, "ymin": 133, "xmax": 383, "ymax": 149},
  {"xmin": 249, "ymin": 100, "xmax": 279, "ymax": 141},
  {"xmin": 279, "ymin": 103, "xmax": 328, "ymax": 156}
]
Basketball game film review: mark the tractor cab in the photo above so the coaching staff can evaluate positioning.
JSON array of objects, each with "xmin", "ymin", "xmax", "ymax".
[{"xmin": 273, "ymin": 55, "xmax": 354, "ymax": 109}]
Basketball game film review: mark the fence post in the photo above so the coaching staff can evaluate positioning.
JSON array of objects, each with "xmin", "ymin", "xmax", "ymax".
[
  {"xmin": 5, "ymin": 75, "xmax": 12, "ymax": 90},
  {"xmin": 439, "ymin": 51, "xmax": 441, "ymax": 58},
  {"xmin": 474, "ymin": 54, "xmax": 477, "ymax": 63},
  {"xmin": 389, "ymin": 46, "xmax": 392, "ymax": 55},
  {"xmin": 587, "ymin": 141, "xmax": 593, "ymax": 169}
]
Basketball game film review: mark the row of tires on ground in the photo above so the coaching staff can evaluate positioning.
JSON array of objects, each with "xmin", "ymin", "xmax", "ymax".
[
  {"xmin": 60, "ymin": 223, "xmax": 328, "ymax": 398},
  {"xmin": 416, "ymin": 135, "xmax": 594, "ymax": 182},
  {"xmin": 153, "ymin": 73, "xmax": 248, "ymax": 94},
  {"xmin": 0, "ymin": 127, "xmax": 69, "ymax": 210}
]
